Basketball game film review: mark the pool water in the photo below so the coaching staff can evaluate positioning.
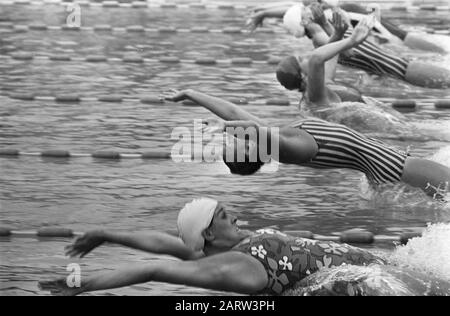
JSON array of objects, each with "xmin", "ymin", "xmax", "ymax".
[{"xmin": 1, "ymin": 1, "xmax": 450, "ymax": 295}]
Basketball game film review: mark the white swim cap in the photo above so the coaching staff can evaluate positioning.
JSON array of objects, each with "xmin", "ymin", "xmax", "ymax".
[
  {"xmin": 283, "ymin": 4, "xmax": 305, "ymax": 38},
  {"xmin": 177, "ymin": 198, "xmax": 218, "ymax": 251}
]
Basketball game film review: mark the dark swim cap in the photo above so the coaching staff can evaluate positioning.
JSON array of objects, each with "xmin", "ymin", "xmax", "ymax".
[{"xmin": 276, "ymin": 56, "xmax": 303, "ymax": 91}]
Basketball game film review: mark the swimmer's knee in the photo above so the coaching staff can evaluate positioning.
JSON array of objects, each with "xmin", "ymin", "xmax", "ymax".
[{"xmin": 405, "ymin": 61, "xmax": 450, "ymax": 89}]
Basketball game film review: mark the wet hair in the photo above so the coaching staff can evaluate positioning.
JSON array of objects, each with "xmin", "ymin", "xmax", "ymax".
[
  {"xmin": 224, "ymin": 159, "xmax": 264, "ymax": 176},
  {"xmin": 222, "ymin": 138, "xmax": 265, "ymax": 176},
  {"xmin": 276, "ymin": 56, "xmax": 305, "ymax": 91}
]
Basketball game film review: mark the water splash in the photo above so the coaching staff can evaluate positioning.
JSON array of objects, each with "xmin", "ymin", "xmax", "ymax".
[
  {"xmin": 358, "ymin": 145, "xmax": 450, "ymax": 206},
  {"xmin": 284, "ymin": 263, "xmax": 450, "ymax": 296},
  {"xmin": 303, "ymin": 97, "xmax": 415, "ymax": 138},
  {"xmin": 389, "ymin": 223, "xmax": 450, "ymax": 282},
  {"xmin": 358, "ymin": 175, "xmax": 447, "ymax": 211},
  {"xmin": 284, "ymin": 225, "xmax": 450, "ymax": 296},
  {"xmin": 429, "ymin": 145, "xmax": 450, "ymax": 169}
]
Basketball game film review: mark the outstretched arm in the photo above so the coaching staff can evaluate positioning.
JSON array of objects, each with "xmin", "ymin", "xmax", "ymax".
[
  {"xmin": 39, "ymin": 252, "xmax": 268, "ymax": 296},
  {"xmin": 307, "ymin": 15, "xmax": 374, "ymax": 104},
  {"xmin": 305, "ymin": 12, "xmax": 350, "ymax": 84},
  {"xmin": 246, "ymin": 3, "xmax": 295, "ymax": 31},
  {"xmin": 163, "ymin": 89, "xmax": 266, "ymax": 125},
  {"xmin": 65, "ymin": 230, "xmax": 203, "ymax": 260}
]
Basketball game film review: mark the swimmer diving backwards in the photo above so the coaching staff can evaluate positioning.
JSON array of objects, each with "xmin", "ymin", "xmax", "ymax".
[
  {"xmin": 162, "ymin": 17, "xmax": 450, "ymax": 200},
  {"xmin": 39, "ymin": 198, "xmax": 450, "ymax": 296}
]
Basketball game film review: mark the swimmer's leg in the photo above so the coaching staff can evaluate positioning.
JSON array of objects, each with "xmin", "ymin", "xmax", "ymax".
[
  {"xmin": 405, "ymin": 61, "xmax": 450, "ymax": 89},
  {"xmin": 401, "ymin": 157, "xmax": 450, "ymax": 199},
  {"xmin": 403, "ymin": 33, "xmax": 448, "ymax": 54}
]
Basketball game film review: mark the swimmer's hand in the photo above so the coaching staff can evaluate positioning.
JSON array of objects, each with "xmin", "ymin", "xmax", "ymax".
[
  {"xmin": 246, "ymin": 11, "xmax": 265, "ymax": 32},
  {"xmin": 350, "ymin": 15, "xmax": 375, "ymax": 45},
  {"xmin": 310, "ymin": 2, "xmax": 328, "ymax": 26},
  {"xmin": 331, "ymin": 10, "xmax": 349, "ymax": 39},
  {"xmin": 161, "ymin": 89, "xmax": 192, "ymax": 102},
  {"xmin": 201, "ymin": 118, "xmax": 226, "ymax": 134},
  {"xmin": 65, "ymin": 230, "xmax": 106, "ymax": 258},
  {"xmin": 38, "ymin": 278, "xmax": 83, "ymax": 296}
]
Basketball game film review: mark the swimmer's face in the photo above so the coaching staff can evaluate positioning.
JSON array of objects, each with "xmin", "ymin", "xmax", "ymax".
[
  {"xmin": 202, "ymin": 203, "xmax": 248, "ymax": 249},
  {"xmin": 223, "ymin": 137, "xmax": 263, "ymax": 175}
]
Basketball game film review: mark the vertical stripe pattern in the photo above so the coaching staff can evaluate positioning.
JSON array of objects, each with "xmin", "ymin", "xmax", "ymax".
[
  {"xmin": 292, "ymin": 119, "xmax": 408, "ymax": 184},
  {"xmin": 339, "ymin": 30, "xmax": 409, "ymax": 80}
]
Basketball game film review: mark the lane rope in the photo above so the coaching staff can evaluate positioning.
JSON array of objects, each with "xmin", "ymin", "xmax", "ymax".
[
  {"xmin": 1, "ymin": 23, "xmax": 448, "ymax": 35},
  {"xmin": 3, "ymin": 92, "xmax": 450, "ymax": 109},
  {"xmin": 0, "ymin": 226, "xmax": 424, "ymax": 245},
  {"xmin": 0, "ymin": 0, "xmax": 449, "ymax": 12}
]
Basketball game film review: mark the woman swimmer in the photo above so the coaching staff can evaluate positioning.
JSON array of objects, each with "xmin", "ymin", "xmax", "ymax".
[
  {"xmin": 275, "ymin": 11, "xmax": 415, "ymax": 136},
  {"xmin": 39, "ymin": 198, "xmax": 449, "ymax": 296},
  {"xmin": 249, "ymin": 1, "xmax": 450, "ymax": 89},
  {"xmin": 161, "ymin": 18, "xmax": 450, "ymax": 199},
  {"xmin": 249, "ymin": 0, "xmax": 447, "ymax": 53}
]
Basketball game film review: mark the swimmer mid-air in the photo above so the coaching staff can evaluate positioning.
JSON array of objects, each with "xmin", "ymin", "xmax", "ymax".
[
  {"xmin": 248, "ymin": 1, "xmax": 450, "ymax": 89},
  {"xmin": 38, "ymin": 198, "xmax": 450, "ymax": 296},
  {"xmin": 161, "ymin": 17, "xmax": 450, "ymax": 200}
]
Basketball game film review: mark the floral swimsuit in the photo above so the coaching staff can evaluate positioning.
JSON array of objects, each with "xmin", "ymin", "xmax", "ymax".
[{"xmin": 233, "ymin": 229, "xmax": 385, "ymax": 295}]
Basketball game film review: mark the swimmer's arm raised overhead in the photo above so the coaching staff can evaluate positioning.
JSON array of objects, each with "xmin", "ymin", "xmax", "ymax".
[
  {"xmin": 307, "ymin": 16, "xmax": 373, "ymax": 104},
  {"xmin": 163, "ymin": 89, "xmax": 266, "ymax": 125},
  {"xmin": 65, "ymin": 230, "xmax": 203, "ymax": 260},
  {"xmin": 39, "ymin": 252, "xmax": 268, "ymax": 296},
  {"xmin": 304, "ymin": 12, "xmax": 350, "ymax": 83}
]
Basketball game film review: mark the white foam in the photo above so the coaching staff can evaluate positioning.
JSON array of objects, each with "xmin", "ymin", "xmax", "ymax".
[
  {"xmin": 389, "ymin": 223, "xmax": 450, "ymax": 282},
  {"xmin": 429, "ymin": 145, "xmax": 450, "ymax": 168}
]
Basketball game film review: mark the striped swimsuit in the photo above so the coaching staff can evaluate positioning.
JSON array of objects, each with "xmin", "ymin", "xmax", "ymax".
[
  {"xmin": 340, "ymin": 30, "xmax": 409, "ymax": 80},
  {"xmin": 291, "ymin": 119, "xmax": 408, "ymax": 185}
]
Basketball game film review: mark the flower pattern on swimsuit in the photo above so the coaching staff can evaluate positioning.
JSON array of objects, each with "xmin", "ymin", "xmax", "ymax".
[{"xmin": 233, "ymin": 230, "xmax": 385, "ymax": 295}]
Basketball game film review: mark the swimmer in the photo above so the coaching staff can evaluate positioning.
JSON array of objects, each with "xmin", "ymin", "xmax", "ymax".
[
  {"xmin": 39, "ymin": 198, "xmax": 385, "ymax": 296},
  {"xmin": 162, "ymin": 18, "xmax": 450, "ymax": 199},
  {"xmin": 250, "ymin": 0, "xmax": 447, "ymax": 53},
  {"xmin": 275, "ymin": 12, "xmax": 416, "ymax": 137},
  {"xmin": 337, "ymin": 2, "xmax": 448, "ymax": 54},
  {"xmin": 248, "ymin": 1, "xmax": 450, "ymax": 89},
  {"xmin": 161, "ymin": 22, "xmax": 448, "ymax": 199},
  {"xmin": 163, "ymin": 88, "xmax": 449, "ymax": 198}
]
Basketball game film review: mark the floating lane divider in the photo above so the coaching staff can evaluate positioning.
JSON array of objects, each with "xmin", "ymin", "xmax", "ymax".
[
  {"xmin": 0, "ymin": 23, "xmax": 287, "ymax": 35},
  {"xmin": 0, "ymin": 226, "xmax": 424, "ymax": 245},
  {"xmin": 4, "ymin": 92, "xmax": 450, "ymax": 109},
  {"xmin": 1, "ymin": 52, "xmax": 287, "ymax": 67},
  {"xmin": 1, "ymin": 23, "xmax": 448, "ymax": 36},
  {"xmin": 1, "ymin": 0, "xmax": 449, "ymax": 12},
  {"xmin": 0, "ymin": 149, "xmax": 172, "ymax": 160}
]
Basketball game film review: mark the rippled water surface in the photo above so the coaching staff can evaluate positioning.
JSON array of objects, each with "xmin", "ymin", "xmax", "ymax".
[{"xmin": 1, "ymin": 0, "xmax": 450, "ymax": 295}]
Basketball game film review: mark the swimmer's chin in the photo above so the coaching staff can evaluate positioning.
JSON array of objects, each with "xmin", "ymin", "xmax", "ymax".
[{"xmin": 237, "ymin": 229, "xmax": 253, "ymax": 239}]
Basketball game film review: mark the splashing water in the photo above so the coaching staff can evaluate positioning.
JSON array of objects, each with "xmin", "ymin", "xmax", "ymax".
[
  {"xmin": 389, "ymin": 223, "xmax": 450, "ymax": 282},
  {"xmin": 303, "ymin": 97, "xmax": 416, "ymax": 138},
  {"xmin": 429, "ymin": 145, "xmax": 450, "ymax": 170},
  {"xmin": 283, "ymin": 224, "xmax": 450, "ymax": 296},
  {"xmin": 358, "ymin": 145, "xmax": 450, "ymax": 206},
  {"xmin": 284, "ymin": 263, "xmax": 450, "ymax": 296}
]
